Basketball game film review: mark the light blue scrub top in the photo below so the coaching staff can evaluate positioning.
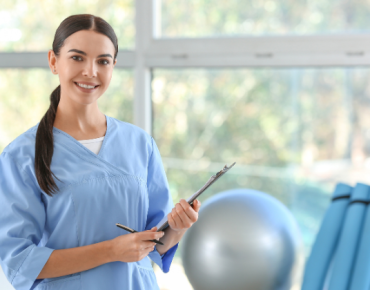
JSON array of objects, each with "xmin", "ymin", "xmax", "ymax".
[{"xmin": 0, "ymin": 115, "xmax": 178, "ymax": 290}]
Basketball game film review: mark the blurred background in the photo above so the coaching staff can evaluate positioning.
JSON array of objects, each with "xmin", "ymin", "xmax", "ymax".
[{"xmin": 2, "ymin": 0, "xmax": 370, "ymax": 289}]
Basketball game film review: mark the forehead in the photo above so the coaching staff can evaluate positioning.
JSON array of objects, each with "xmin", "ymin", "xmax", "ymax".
[{"xmin": 61, "ymin": 30, "xmax": 115, "ymax": 56}]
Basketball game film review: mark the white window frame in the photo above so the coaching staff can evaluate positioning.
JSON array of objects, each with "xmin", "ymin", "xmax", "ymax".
[{"xmin": 1, "ymin": 0, "xmax": 370, "ymax": 135}]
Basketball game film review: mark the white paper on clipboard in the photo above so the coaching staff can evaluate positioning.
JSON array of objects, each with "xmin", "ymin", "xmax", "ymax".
[{"xmin": 155, "ymin": 162, "xmax": 236, "ymax": 232}]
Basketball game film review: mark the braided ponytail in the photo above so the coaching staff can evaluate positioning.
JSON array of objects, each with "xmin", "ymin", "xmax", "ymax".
[{"xmin": 35, "ymin": 86, "xmax": 61, "ymax": 196}]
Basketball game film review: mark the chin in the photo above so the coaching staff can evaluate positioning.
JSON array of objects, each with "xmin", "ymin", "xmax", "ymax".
[
  {"xmin": 79, "ymin": 99, "xmax": 99, "ymax": 106},
  {"xmin": 71, "ymin": 96, "xmax": 100, "ymax": 106}
]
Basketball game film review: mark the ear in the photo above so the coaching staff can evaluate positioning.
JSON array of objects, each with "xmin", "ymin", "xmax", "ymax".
[
  {"xmin": 113, "ymin": 58, "xmax": 117, "ymax": 67},
  {"xmin": 48, "ymin": 49, "xmax": 58, "ymax": 74}
]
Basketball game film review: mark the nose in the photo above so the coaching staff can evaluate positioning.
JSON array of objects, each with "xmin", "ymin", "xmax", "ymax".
[{"xmin": 82, "ymin": 60, "xmax": 97, "ymax": 78}]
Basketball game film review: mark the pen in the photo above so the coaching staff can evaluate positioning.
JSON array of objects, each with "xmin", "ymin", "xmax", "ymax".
[{"xmin": 116, "ymin": 223, "xmax": 164, "ymax": 245}]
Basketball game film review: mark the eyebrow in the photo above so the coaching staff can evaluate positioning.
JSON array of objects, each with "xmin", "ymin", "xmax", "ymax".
[{"xmin": 67, "ymin": 49, "xmax": 113, "ymax": 59}]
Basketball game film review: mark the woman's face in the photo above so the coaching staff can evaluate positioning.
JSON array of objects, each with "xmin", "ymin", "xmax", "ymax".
[{"xmin": 48, "ymin": 30, "xmax": 117, "ymax": 106}]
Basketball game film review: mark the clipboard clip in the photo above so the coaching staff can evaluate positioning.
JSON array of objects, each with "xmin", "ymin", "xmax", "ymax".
[{"xmin": 215, "ymin": 162, "xmax": 236, "ymax": 178}]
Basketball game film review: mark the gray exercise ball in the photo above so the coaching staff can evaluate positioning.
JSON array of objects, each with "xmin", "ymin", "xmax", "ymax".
[{"xmin": 181, "ymin": 188, "xmax": 304, "ymax": 290}]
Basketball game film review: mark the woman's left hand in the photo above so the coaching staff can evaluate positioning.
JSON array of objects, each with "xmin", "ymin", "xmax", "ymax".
[{"xmin": 168, "ymin": 199, "xmax": 201, "ymax": 232}]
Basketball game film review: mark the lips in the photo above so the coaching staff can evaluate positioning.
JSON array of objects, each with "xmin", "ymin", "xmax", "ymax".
[
  {"xmin": 74, "ymin": 82, "xmax": 100, "ymax": 93},
  {"xmin": 74, "ymin": 82, "xmax": 99, "ymax": 88}
]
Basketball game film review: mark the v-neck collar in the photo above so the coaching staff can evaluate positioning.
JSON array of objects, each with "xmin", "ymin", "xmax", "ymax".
[{"xmin": 53, "ymin": 114, "xmax": 110, "ymax": 157}]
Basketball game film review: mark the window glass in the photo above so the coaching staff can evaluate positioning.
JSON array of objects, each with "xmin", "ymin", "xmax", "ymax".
[
  {"xmin": 160, "ymin": 0, "xmax": 370, "ymax": 37},
  {"xmin": 0, "ymin": 0, "xmax": 134, "ymax": 52},
  {"xmin": 152, "ymin": 68, "xmax": 370, "ymax": 257},
  {"xmin": 0, "ymin": 69, "xmax": 133, "ymax": 152}
]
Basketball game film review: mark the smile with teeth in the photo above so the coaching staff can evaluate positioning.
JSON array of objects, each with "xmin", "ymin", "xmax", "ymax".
[{"xmin": 75, "ymin": 82, "xmax": 98, "ymax": 89}]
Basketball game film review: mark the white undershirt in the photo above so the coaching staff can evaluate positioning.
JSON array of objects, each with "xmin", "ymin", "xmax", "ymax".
[{"xmin": 78, "ymin": 136, "xmax": 105, "ymax": 155}]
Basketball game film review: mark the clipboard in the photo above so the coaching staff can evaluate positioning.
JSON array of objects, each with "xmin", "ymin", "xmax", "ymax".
[{"xmin": 155, "ymin": 162, "xmax": 236, "ymax": 232}]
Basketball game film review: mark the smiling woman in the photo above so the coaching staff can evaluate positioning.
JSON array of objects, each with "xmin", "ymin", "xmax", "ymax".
[
  {"xmin": 48, "ymin": 29, "xmax": 117, "ymax": 111},
  {"xmin": 0, "ymin": 14, "xmax": 199, "ymax": 290}
]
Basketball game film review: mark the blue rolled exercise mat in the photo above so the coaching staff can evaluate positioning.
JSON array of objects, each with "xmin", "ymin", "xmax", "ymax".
[
  {"xmin": 301, "ymin": 183, "xmax": 352, "ymax": 290},
  {"xmin": 349, "ymin": 182, "xmax": 370, "ymax": 290},
  {"xmin": 327, "ymin": 183, "xmax": 370, "ymax": 290}
]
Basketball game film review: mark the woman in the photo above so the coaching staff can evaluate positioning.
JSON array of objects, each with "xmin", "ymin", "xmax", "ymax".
[{"xmin": 0, "ymin": 14, "xmax": 201, "ymax": 290}]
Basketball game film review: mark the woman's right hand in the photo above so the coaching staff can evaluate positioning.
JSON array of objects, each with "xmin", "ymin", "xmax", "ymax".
[{"xmin": 108, "ymin": 227, "xmax": 164, "ymax": 263}]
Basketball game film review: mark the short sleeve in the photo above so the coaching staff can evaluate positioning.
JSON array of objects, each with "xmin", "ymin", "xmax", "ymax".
[
  {"xmin": 0, "ymin": 152, "xmax": 54, "ymax": 290},
  {"xmin": 145, "ymin": 138, "xmax": 178, "ymax": 273}
]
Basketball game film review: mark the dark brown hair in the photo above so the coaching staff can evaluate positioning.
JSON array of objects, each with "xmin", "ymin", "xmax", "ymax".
[{"xmin": 35, "ymin": 14, "xmax": 118, "ymax": 196}]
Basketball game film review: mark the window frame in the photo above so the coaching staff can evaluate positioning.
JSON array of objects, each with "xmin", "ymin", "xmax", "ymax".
[{"xmin": 1, "ymin": 0, "xmax": 370, "ymax": 134}]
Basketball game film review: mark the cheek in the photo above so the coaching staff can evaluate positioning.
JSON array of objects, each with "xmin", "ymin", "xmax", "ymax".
[
  {"xmin": 59, "ymin": 66, "xmax": 79, "ymax": 85},
  {"xmin": 103, "ymin": 69, "xmax": 113, "ymax": 83},
  {"xmin": 99, "ymin": 70, "xmax": 113, "ymax": 88}
]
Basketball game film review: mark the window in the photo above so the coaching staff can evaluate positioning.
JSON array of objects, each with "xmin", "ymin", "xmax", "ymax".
[
  {"xmin": 159, "ymin": 0, "xmax": 370, "ymax": 37},
  {"xmin": 152, "ymin": 68, "xmax": 370, "ymax": 254},
  {"xmin": 0, "ymin": 0, "xmax": 134, "ymax": 52}
]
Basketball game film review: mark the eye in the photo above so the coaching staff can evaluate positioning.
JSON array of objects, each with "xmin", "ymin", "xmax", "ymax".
[
  {"xmin": 99, "ymin": 59, "xmax": 110, "ymax": 65},
  {"xmin": 72, "ymin": 55, "xmax": 83, "ymax": 61}
]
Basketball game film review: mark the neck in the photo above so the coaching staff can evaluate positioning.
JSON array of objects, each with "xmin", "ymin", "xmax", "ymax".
[{"xmin": 53, "ymin": 96, "xmax": 107, "ymax": 140}]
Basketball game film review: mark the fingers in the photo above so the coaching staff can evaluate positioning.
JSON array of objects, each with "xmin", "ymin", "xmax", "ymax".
[
  {"xmin": 167, "ymin": 199, "xmax": 202, "ymax": 230},
  {"xmin": 140, "ymin": 240, "xmax": 156, "ymax": 249},
  {"xmin": 168, "ymin": 211, "xmax": 178, "ymax": 229},
  {"xmin": 173, "ymin": 202, "xmax": 192, "ymax": 228},
  {"xmin": 171, "ymin": 206, "xmax": 185, "ymax": 227},
  {"xmin": 193, "ymin": 199, "xmax": 202, "ymax": 212},
  {"xmin": 139, "ymin": 229, "xmax": 164, "ymax": 241},
  {"xmin": 179, "ymin": 199, "xmax": 199, "ymax": 221},
  {"xmin": 136, "ymin": 241, "xmax": 156, "ymax": 261}
]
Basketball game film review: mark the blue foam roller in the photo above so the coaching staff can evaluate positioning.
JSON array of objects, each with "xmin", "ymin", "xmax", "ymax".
[
  {"xmin": 301, "ymin": 183, "xmax": 352, "ymax": 290},
  {"xmin": 327, "ymin": 183, "xmax": 370, "ymax": 290},
  {"xmin": 349, "ymin": 183, "xmax": 370, "ymax": 290}
]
